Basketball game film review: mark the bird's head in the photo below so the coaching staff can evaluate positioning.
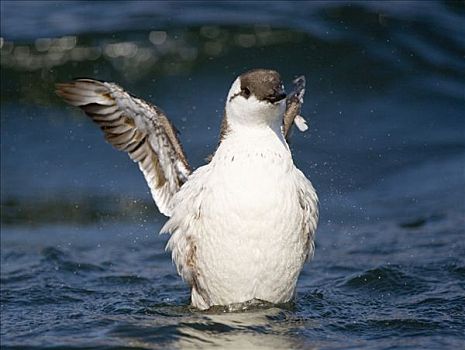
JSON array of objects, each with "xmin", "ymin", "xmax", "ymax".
[{"xmin": 225, "ymin": 69, "xmax": 287, "ymax": 129}]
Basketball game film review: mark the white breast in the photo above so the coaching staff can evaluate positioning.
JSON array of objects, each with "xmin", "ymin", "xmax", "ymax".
[{"xmin": 163, "ymin": 125, "xmax": 318, "ymax": 309}]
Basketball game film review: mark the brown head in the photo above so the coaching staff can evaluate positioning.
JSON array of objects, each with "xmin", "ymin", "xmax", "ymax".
[
  {"xmin": 229, "ymin": 69, "xmax": 286, "ymax": 104},
  {"xmin": 225, "ymin": 69, "xmax": 287, "ymax": 129}
]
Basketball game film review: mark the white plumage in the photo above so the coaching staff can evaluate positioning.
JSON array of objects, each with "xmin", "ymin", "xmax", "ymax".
[{"xmin": 56, "ymin": 69, "xmax": 318, "ymax": 310}]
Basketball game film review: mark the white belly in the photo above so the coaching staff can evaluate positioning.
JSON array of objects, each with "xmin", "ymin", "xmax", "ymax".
[{"xmin": 193, "ymin": 148, "xmax": 308, "ymax": 307}]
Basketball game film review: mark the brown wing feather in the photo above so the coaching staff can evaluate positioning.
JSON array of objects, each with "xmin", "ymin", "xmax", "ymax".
[
  {"xmin": 283, "ymin": 76, "xmax": 306, "ymax": 141},
  {"xmin": 56, "ymin": 79, "xmax": 191, "ymax": 216}
]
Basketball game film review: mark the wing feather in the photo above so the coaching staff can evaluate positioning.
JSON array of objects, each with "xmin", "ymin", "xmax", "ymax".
[
  {"xmin": 283, "ymin": 76, "xmax": 307, "ymax": 141},
  {"xmin": 296, "ymin": 170, "xmax": 319, "ymax": 261},
  {"xmin": 56, "ymin": 79, "xmax": 192, "ymax": 216}
]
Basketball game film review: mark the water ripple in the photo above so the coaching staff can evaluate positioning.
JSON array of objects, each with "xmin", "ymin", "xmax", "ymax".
[{"xmin": 342, "ymin": 265, "xmax": 428, "ymax": 295}]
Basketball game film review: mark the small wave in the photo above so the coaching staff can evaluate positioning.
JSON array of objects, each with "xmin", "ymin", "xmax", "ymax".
[
  {"xmin": 2, "ymin": 286, "xmax": 83, "ymax": 306},
  {"xmin": 40, "ymin": 246, "xmax": 106, "ymax": 274},
  {"xmin": 59, "ymin": 260, "xmax": 106, "ymax": 273},
  {"xmin": 399, "ymin": 213, "xmax": 446, "ymax": 229},
  {"xmin": 41, "ymin": 246, "xmax": 67, "ymax": 261},
  {"xmin": 342, "ymin": 265, "xmax": 428, "ymax": 295},
  {"xmin": 0, "ymin": 268, "xmax": 38, "ymax": 285},
  {"xmin": 448, "ymin": 264, "xmax": 465, "ymax": 278},
  {"xmin": 97, "ymin": 275, "xmax": 151, "ymax": 285},
  {"xmin": 108, "ymin": 322, "xmax": 186, "ymax": 345},
  {"xmin": 136, "ymin": 303, "xmax": 191, "ymax": 317},
  {"xmin": 333, "ymin": 317, "xmax": 441, "ymax": 335},
  {"xmin": 179, "ymin": 321, "xmax": 236, "ymax": 334}
]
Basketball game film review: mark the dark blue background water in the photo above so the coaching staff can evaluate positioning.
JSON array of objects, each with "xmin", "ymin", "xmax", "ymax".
[{"xmin": 1, "ymin": 1, "xmax": 464, "ymax": 349}]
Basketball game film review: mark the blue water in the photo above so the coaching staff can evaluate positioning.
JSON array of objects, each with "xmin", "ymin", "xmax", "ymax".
[{"xmin": 1, "ymin": 1, "xmax": 465, "ymax": 349}]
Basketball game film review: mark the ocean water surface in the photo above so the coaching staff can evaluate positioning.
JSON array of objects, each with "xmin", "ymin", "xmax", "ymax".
[{"xmin": 1, "ymin": 1, "xmax": 465, "ymax": 349}]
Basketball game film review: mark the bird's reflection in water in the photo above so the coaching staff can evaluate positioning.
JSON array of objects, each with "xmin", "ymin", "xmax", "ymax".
[
  {"xmin": 110, "ymin": 301, "xmax": 317, "ymax": 349},
  {"xmin": 170, "ymin": 302, "xmax": 315, "ymax": 350}
]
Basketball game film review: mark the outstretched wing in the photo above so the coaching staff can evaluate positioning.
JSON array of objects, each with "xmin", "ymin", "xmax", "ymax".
[
  {"xmin": 283, "ymin": 75, "xmax": 308, "ymax": 141},
  {"xmin": 56, "ymin": 79, "xmax": 191, "ymax": 217}
]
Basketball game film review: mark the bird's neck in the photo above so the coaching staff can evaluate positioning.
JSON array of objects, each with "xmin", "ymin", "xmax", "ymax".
[
  {"xmin": 224, "ymin": 104, "xmax": 286, "ymax": 143},
  {"xmin": 216, "ymin": 117, "xmax": 290, "ymax": 159}
]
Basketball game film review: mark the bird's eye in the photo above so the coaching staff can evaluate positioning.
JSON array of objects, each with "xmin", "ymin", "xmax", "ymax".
[{"xmin": 242, "ymin": 87, "xmax": 251, "ymax": 98}]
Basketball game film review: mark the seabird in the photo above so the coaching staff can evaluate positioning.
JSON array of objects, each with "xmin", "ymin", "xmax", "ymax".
[{"xmin": 56, "ymin": 69, "xmax": 319, "ymax": 310}]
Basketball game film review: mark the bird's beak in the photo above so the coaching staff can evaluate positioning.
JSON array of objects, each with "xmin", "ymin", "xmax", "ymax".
[{"xmin": 266, "ymin": 85, "xmax": 287, "ymax": 104}]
